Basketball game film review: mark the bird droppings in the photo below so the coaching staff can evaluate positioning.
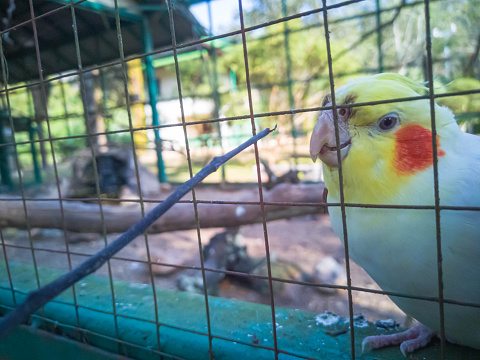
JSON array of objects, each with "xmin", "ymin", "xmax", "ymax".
[
  {"xmin": 316, "ymin": 311, "xmax": 369, "ymax": 331},
  {"xmin": 115, "ymin": 302, "xmax": 137, "ymax": 311},
  {"xmin": 375, "ymin": 319, "xmax": 400, "ymax": 330},
  {"xmin": 235, "ymin": 206, "xmax": 246, "ymax": 217},
  {"xmin": 347, "ymin": 313, "xmax": 369, "ymax": 328},
  {"xmin": 315, "ymin": 311, "xmax": 341, "ymax": 326}
]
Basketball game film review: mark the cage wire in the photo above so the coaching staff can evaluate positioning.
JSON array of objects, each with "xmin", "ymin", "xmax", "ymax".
[
  {"xmin": 0, "ymin": 0, "xmax": 479, "ymax": 359},
  {"xmin": 2, "ymin": 0, "xmax": 480, "ymax": 186}
]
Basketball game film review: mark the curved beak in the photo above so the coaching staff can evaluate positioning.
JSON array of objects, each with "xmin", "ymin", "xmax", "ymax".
[{"xmin": 310, "ymin": 105, "xmax": 351, "ymax": 167}]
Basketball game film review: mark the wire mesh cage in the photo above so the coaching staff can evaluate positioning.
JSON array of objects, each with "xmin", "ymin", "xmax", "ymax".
[{"xmin": 0, "ymin": 0, "xmax": 479, "ymax": 359}]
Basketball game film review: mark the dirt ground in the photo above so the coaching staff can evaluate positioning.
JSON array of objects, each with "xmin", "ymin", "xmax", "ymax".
[{"xmin": 1, "ymin": 186, "xmax": 407, "ymax": 327}]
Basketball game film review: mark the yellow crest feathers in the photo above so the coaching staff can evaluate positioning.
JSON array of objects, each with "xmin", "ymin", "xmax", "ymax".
[{"xmin": 370, "ymin": 73, "xmax": 428, "ymax": 95}]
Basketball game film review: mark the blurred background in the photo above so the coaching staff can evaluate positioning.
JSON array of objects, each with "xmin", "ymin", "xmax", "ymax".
[{"xmin": 0, "ymin": 0, "xmax": 479, "ymax": 343}]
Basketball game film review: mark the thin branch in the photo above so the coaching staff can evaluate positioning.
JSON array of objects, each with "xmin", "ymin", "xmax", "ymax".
[{"xmin": 0, "ymin": 126, "xmax": 275, "ymax": 339}]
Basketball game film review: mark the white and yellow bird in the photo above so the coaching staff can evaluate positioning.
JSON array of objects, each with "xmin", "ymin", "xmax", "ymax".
[{"xmin": 310, "ymin": 73, "xmax": 480, "ymax": 355}]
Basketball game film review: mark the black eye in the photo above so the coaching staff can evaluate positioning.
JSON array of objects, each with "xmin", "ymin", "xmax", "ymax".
[
  {"xmin": 378, "ymin": 113, "xmax": 399, "ymax": 131},
  {"xmin": 339, "ymin": 108, "xmax": 346, "ymax": 116}
]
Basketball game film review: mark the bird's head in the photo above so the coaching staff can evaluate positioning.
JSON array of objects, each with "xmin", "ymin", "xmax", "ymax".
[{"xmin": 310, "ymin": 73, "xmax": 456, "ymax": 204}]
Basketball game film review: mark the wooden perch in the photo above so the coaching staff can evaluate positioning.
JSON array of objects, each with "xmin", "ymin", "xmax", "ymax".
[{"xmin": 0, "ymin": 183, "xmax": 325, "ymax": 234}]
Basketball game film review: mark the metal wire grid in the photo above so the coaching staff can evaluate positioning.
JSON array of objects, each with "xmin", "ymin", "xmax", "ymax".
[
  {"xmin": 3, "ymin": 90, "xmax": 480, "ymax": 157},
  {"xmin": 0, "ymin": 0, "xmax": 478, "ymax": 359},
  {"xmin": 167, "ymin": 1, "xmax": 215, "ymax": 356},
  {"xmin": 321, "ymin": 2, "xmax": 355, "ymax": 356},
  {"xmin": 3, "ymin": 1, "xmax": 480, "ymax": 157}
]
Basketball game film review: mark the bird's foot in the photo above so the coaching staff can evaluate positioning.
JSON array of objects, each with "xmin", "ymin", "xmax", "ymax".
[{"xmin": 362, "ymin": 324, "xmax": 435, "ymax": 357}]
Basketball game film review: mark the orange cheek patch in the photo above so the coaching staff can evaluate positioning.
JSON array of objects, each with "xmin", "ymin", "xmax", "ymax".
[{"xmin": 394, "ymin": 125, "xmax": 445, "ymax": 175}]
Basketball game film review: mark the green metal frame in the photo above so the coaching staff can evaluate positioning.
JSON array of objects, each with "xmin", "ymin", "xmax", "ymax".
[
  {"xmin": 0, "ymin": 118, "xmax": 12, "ymax": 188},
  {"xmin": 28, "ymin": 123, "xmax": 42, "ymax": 184},
  {"xmin": 207, "ymin": 0, "xmax": 226, "ymax": 183},
  {"xmin": 282, "ymin": 0, "xmax": 297, "ymax": 169},
  {"xmin": 51, "ymin": 0, "xmax": 143, "ymax": 22},
  {"xmin": 142, "ymin": 15, "xmax": 167, "ymax": 183},
  {"xmin": 0, "ymin": 114, "xmax": 42, "ymax": 188}
]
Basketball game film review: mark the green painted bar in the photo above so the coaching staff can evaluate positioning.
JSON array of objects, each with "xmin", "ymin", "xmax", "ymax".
[
  {"xmin": 51, "ymin": 0, "xmax": 143, "ymax": 22},
  {"xmin": 28, "ymin": 124, "xmax": 42, "ymax": 185},
  {"xmin": 142, "ymin": 16, "xmax": 167, "ymax": 184},
  {"xmin": 0, "ymin": 260, "xmax": 479, "ymax": 359},
  {"xmin": 0, "ymin": 118, "xmax": 13, "ymax": 188}
]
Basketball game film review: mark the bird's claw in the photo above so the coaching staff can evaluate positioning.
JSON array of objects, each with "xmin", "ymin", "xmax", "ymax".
[{"xmin": 362, "ymin": 324, "xmax": 435, "ymax": 357}]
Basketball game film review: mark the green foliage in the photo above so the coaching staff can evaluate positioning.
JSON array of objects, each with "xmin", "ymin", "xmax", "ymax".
[
  {"xmin": 4, "ymin": 0, "xmax": 480, "ymax": 179},
  {"xmin": 158, "ymin": 55, "xmax": 213, "ymax": 98},
  {"xmin": 218, "ymin": 0, "xmax": 480, "ymax": 132},
  {"xmin": 214, "ymin": 19, "xmax": 364, "ymax": 131}
]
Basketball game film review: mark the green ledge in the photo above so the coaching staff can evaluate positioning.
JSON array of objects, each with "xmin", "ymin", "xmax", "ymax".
[{"xmin": 0, "ymin": 260, "xmax": 478, "ymax": 359}]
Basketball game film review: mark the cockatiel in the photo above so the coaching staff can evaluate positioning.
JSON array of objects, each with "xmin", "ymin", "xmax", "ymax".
[{"xmin": 309, "ymin": 73, "xmax": 480, "ymax": 355}]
